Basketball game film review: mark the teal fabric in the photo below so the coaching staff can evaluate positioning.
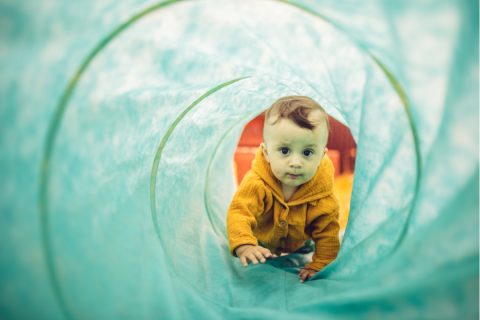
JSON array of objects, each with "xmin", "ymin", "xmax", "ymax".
[{"xmin": 0, "ymin": 1, "xmax": 478, "ymax": 319}]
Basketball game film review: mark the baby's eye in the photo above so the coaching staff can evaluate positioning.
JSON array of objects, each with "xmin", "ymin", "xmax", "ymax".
[
  {"xmin": 279, "ymin": 148, "xmax": 290, "ymax": 155},
  {"xmin": 303, "ymin": 150, "xmax": 314, "ymax": 157}
]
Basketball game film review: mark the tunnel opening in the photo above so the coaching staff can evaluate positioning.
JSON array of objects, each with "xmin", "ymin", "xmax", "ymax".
[{"xmin": 233, "ymin": 111, "xmax": 357, "ymax": 241}]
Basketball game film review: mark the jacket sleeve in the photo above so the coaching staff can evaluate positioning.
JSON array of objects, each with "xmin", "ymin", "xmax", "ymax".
[
  {"xmin": 226, "ymin": 173, "xmax": 265, "ymax": 257},
  {"xmin": 305, "ymin": 194, "xmax": 341, "ymax": 271}
]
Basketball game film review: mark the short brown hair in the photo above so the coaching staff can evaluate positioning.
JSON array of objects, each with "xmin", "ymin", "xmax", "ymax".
[{"xmin": 263, "ymin": 95, "xmax": 330, "ymax": 133}]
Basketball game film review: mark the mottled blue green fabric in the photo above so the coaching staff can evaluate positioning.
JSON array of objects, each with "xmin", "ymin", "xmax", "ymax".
[{"xmin": 0, "ymin": 1, "xmax": 478, "ymax": 319}]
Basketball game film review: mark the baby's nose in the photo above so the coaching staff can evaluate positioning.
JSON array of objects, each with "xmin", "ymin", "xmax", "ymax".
[
  {"xmin": 289, "ymin": 159, "xmax": 302, "ymax": 168},
  {"xmin": 289, "ymin": 154, "xmax": 303, "ymax": 168}
]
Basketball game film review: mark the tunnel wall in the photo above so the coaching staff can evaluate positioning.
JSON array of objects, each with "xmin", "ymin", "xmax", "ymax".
[{"xmin": 0, "ymin": 1, "xmax": 478, "ymax": 319}]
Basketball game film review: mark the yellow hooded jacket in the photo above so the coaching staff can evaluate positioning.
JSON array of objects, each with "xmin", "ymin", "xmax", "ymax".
[{"xmin": 227, "ymin": 147, "xmax": 340, "ymax": 271}]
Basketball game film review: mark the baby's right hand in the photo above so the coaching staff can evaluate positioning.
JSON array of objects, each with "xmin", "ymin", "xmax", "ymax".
[{"xmin": 235, "ymin": 245, "xmax": 275, "ymax": 267}]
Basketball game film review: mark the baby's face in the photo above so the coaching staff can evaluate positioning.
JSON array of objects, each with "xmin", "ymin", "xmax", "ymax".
[{"xmin": 261, "ymin": 116, "xmax": 328, "ymax": 189}]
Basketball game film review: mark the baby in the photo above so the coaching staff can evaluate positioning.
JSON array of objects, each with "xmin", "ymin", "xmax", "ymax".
[{"xmin": 226, "ymin": 96, "xmax": 340, "ymax": 283}]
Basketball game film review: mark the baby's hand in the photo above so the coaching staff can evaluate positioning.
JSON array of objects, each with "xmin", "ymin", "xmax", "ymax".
[
  {"xmin": 298, "ymin": 269, "xmax": 318, "ymax": 283},
  {"xmin": 235, "ymin": 245, "xmax": 275, "ymax": 267}
]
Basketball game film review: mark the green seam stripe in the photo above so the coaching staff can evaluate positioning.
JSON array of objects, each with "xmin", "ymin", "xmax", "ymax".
[
  {"xmin": 371, "ymin": 57, "xmax": 423, "ymax": 247},
  {"xmin": 39, "ymin": 1, "xmax": 185, "ymax": 319},
  {"xmin": 204, "ymin": 112, "xmax": 256, "ymax": 237},
  {"xmin": 150, "ymin": 77, "xmax": 250, "ymax": 244},
  {"xmin": 274, "ymin": 0, "xmax": 331, "ymax": 24},
  {"xmin": 372, "ymin": 57, "xmax": 422, "ymax": 178}
]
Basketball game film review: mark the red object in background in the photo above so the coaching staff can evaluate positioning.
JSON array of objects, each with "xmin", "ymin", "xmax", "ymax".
[
  {"xmin": 234, "ymin": 114, "xmax": 356, "ymax": 184},
  {"xmin": 233, "ymin": 147, "xmax": 258, "ymax": 186},
  {"xmin": 237, "ymin": 114, "xmax": 265, "ymax": 146},
  {"xmin": 326, "ymin": 149, "xmax": 341, "ymax": 177},
  {"xmin": 326, "ymin": 116, "xmax": 357, "ymax": 174}
]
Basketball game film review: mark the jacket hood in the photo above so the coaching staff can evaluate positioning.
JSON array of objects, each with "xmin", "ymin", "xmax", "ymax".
[{"xmin": 251, "ymin": 146, "xmax": 335, "ymax": 205}]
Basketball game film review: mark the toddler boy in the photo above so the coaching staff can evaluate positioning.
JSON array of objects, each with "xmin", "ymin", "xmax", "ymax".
[{"xmin": 226, "ymin": 96, "xmax": 340, "ymax": 282}]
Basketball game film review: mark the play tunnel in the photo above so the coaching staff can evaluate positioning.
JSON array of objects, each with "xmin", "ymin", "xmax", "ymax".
[{"xmin": 0, "ymin": 1, "xmax": 478, "ymax": 319}]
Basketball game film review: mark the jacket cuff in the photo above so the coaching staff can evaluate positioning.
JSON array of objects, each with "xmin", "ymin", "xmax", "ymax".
[
  {"xmin": 230, "ymin": 239, "xmax": 258, "ymax": 257},
  {"xmin": 305, "ymin": 261, "xmax": 327, "ymax": 272}
]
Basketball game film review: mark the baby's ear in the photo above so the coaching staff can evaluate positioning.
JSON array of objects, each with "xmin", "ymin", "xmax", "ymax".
[
  {"xmin": 260, "ymin": 142, "xmax": 270, "ymax": 163},
  {"xmin": 324, "ymin": 148, "xmax": 328, "ymax": 156}
]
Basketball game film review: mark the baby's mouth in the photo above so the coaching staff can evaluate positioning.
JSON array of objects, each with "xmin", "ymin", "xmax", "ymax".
[{"xmin": 287, "ymin": 173, "xmax": 301, "ymax": 179}]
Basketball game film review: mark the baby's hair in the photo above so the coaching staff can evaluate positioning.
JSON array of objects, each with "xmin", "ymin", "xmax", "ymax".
[{"xmin": 263, "ymin": 95, "xmax": 330, "ymax": 134}]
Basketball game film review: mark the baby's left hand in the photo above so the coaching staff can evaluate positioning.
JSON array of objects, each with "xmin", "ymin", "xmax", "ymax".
[{"xmin": 298, "ymin": 269, "xmax": 317, "ymax": 283}]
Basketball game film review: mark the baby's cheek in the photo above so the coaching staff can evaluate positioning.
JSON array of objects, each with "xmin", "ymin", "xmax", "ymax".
[
  {"xmin": 303, "ymin": 172, "xmax": 315, "ymax": 183},
  {"xmin": 272, "ymin": 166, "xmax": 284, "ymax": 179}
]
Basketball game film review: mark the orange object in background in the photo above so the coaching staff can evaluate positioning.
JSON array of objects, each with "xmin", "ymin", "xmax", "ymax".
[
  {"xmin": 233, "ymin": 146, "xmax": 258, "ymax": 186},
  {"xmin": 334, "ymin": 173, "xmax": 354, "ymax": 230},
  {"xmin": 233, "ymin": 113, "xmax": 356, "ymax": 231}
]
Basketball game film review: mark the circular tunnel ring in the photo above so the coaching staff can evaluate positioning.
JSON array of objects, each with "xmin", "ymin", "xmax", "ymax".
[{"xmin": 38, "ymin": 1, "xmax": 420, "ymax": 319}]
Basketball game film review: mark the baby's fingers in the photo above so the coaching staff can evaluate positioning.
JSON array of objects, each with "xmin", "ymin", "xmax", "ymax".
[
  {"xmin": 254, "ymin": 250, "xmax": 267, "ymax": 263},
  {"xmin": 240, "ymin": 256, "xmax": 248, "ymax": 267},
  {"xmin": 260, "ymin": 248, "xmax": 273, "ymax": 259},
  {"xmin": 300, "ymin": 272, "xmax": 310, "ymax": 283},
  {"xmin": 247, "ymin": 253, "xmax": 259, "ymax": 265}
]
